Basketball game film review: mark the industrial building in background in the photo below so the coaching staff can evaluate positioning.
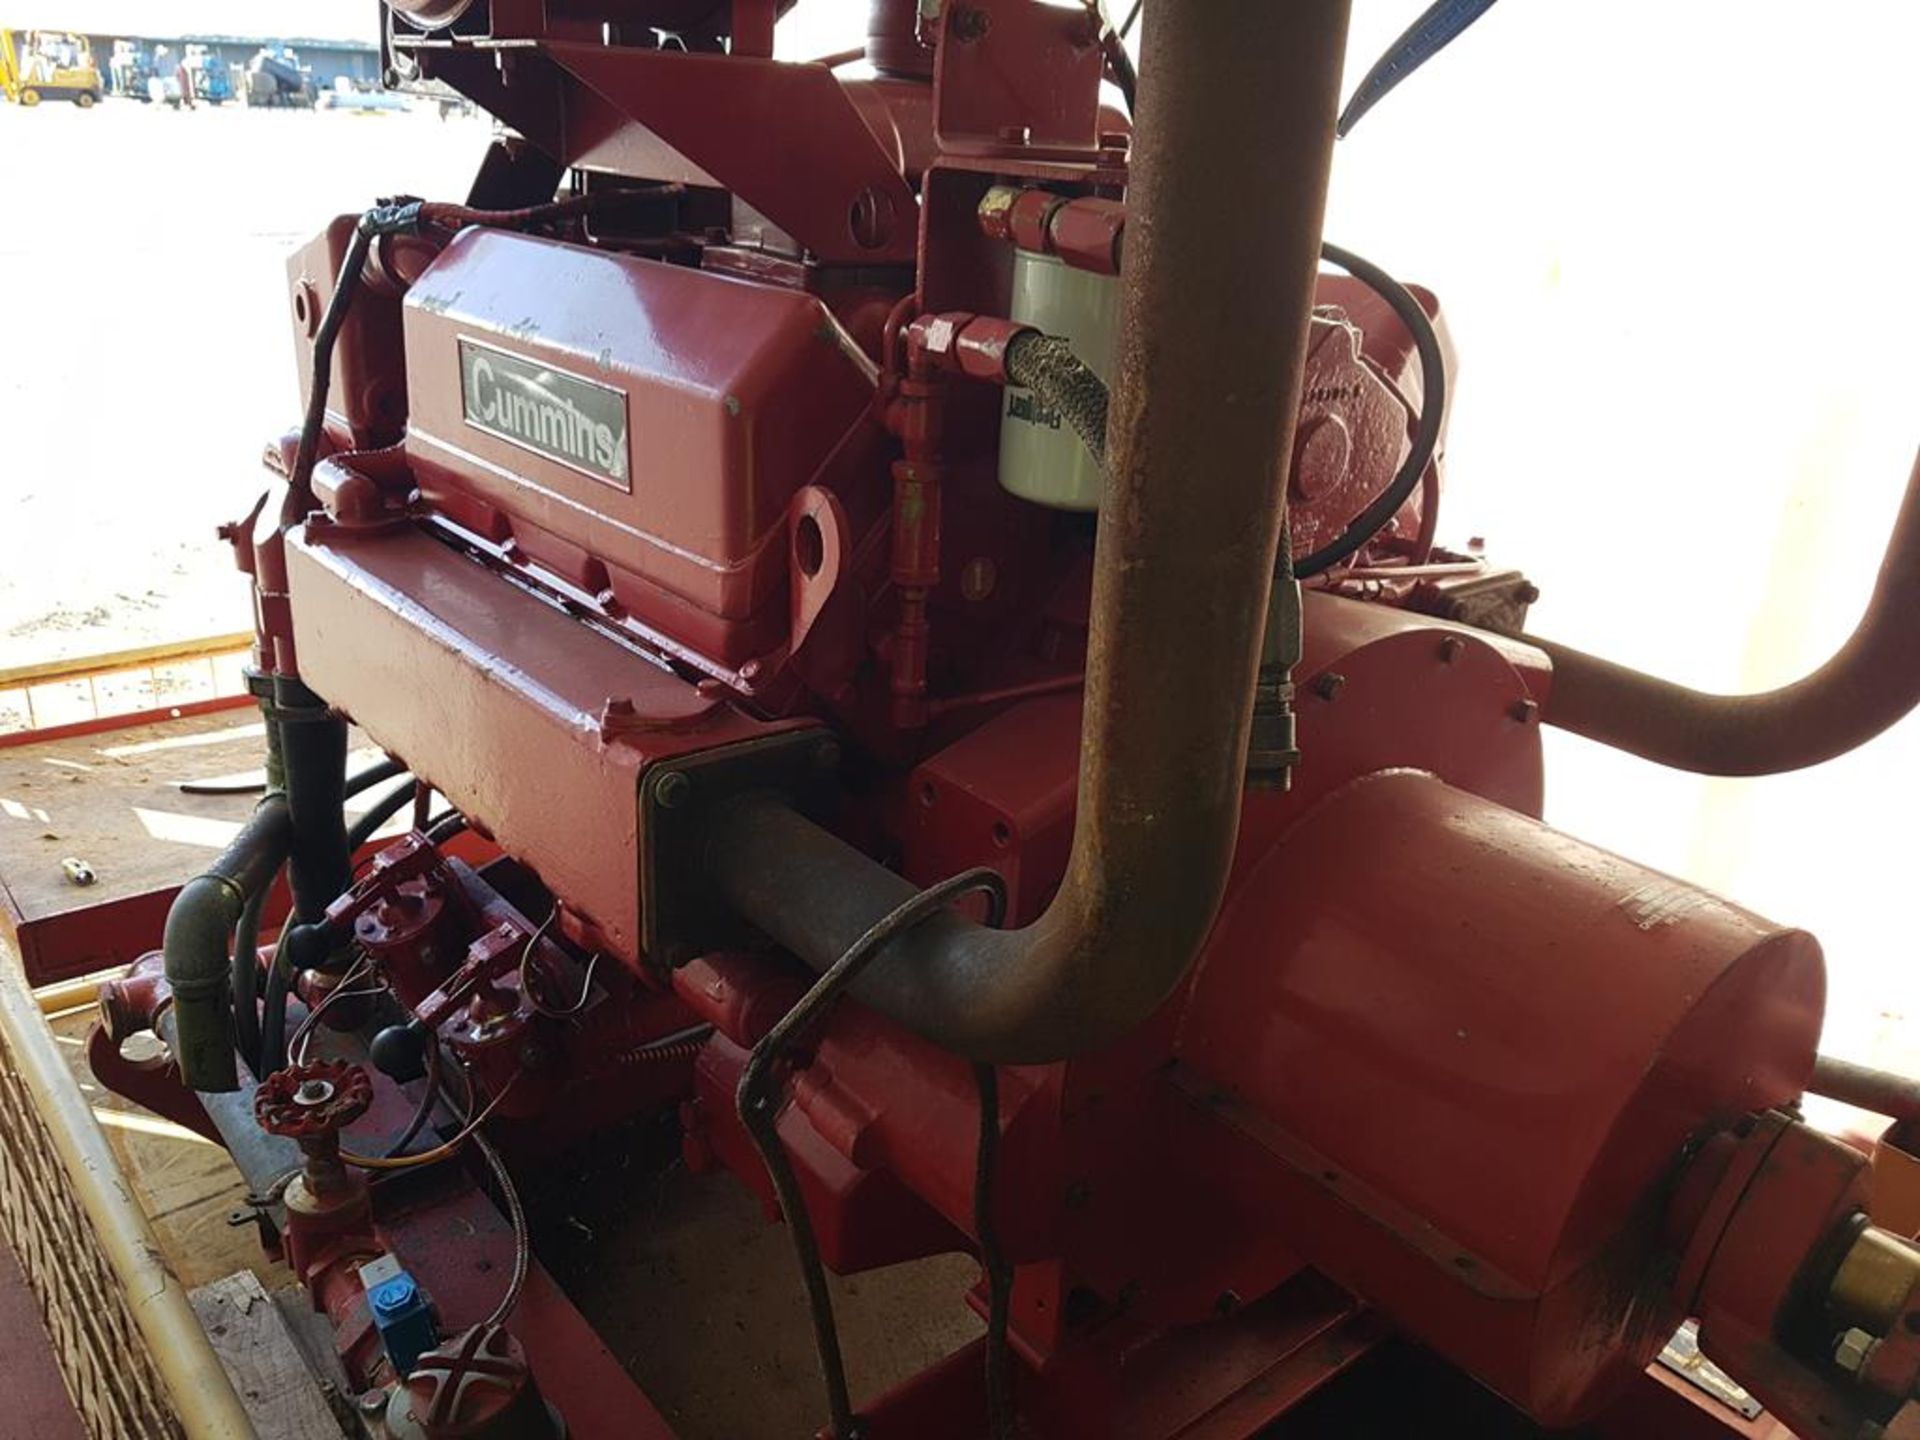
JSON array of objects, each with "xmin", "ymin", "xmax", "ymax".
[
  {"xmin": 1, "ymin": 0, "xmax": 377, "ymax": 103},
  {"xmin": 3, "ymin": 2, "xmax": 1920, "ymax": 1438}
]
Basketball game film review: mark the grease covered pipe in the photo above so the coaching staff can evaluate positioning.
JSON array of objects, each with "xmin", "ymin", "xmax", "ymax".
[
  {"xmin": 1526, "ymin": 448, "xmax": 1920, "ymax": 775},
  {"xmin": 705, "ymin": 0, "xmax": 1353, "ymax": 1063}
]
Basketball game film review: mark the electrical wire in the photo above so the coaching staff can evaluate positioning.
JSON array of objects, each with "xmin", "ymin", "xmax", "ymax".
[
  {"xmin": 342, "ymin": 1071, "xmax": 519, "ymax": 1172},
  {"xmin": 284, "ymin": 189, "xmax": 676, "ymax": 530},
  {"xmin": 257, "ymin": 916, "xmax": 297, "ymax": 1078},
  {"xmin": 1118, "ymin": 0, "xmax": 1142, "ymax": 39},
  {"xmin": 517, "ymin": 904, "xmax": 601, "ymax": 1020},
  {"xmin": 290, "ymin": 955, "xmax": 377, "ymax": 1065},
  {"xmin": 1294, "ymin": 241, "xmax": 1447, "ymax": 579},
  {"xmin": 1080, "ymin": 0, "xmax": 1137, "ymax": 111},
  {"xmin": 738, "ymin": 868, "xmax": 1009, "ymax": 1440},
  {"xmin": 974, "ymin": 1061, "xmax": 1015, "ymax": 1439},
  {"xmin": 284, "ymin": 200, "xmax": 425, "ymax": 526},
  {"xmin": 474, "ymin": 1130, "xmax": 530, "ymax": 1328},
  {"xmin": 383, "ymin": 1039, "xmax": 443, "ymax": 1159}
]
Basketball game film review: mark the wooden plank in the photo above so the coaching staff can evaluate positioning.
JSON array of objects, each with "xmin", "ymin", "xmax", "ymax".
[
  {"xmin": 0, "ymin": 710, "xmax": 407, "ymax": 982},
  {"xmin": 188, "ymin": 1271, "xmax": 347, "ymax": 1440},
  {"xmin": 0, "ymin": 709, "xmax": 271, "ymax": 922},
  {"xmin": 44, "ymin": 1006, "xmax": 266, "ymax": 1292},
  {"xmin": 0, "ymin": 633, "xmax": 252, "ymax": 692}
]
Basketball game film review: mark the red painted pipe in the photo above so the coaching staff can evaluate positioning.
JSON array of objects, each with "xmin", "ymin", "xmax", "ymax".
[{"xmin": 1528, "ymin": 447, "xmax": 1920, "ymax": 775}]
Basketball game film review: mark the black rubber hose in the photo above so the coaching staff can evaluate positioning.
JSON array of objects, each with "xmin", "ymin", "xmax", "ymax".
[
  {"xmin": 284, "ymin": 224, "xmax": 373, "ymax": 527},
  {"xmin": 1294, "ymin": 241, "xmax": 1447, "ymax": 578},
  {"xmin": 163, "ymin": 794, "xmax": 292, "ymax": 1092},
  {"xmin": 282, "ymin": 200, "xmax": 421, "ymax": 527},
  {"xmin": 257, "ymin": 918, "xmax": 296, "ymax": 1079},
  {"xmin": 229, "ymin": 873, "xmax": 276, "ymax": 1077},
  {"xmin": 1004, "ymin": 331, "xmax": 1109, "ymax": 468},
  {"xmin": 738, "ymin": 867, "xmax": 1009, "ymax": 1440},
  {"xmin": 347, "ymin": 780, "xmax": 420, "ymax": 853},
  {"xmin": 343, "ymin": 757, "xmax": 406, "ymax": 799},
  {"xmin": 274, "ymin": 675, "xmax": 351, "ymax": 925}
]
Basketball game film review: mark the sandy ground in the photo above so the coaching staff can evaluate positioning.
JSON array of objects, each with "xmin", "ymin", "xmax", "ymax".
[
  {"xmin": 0, "ymin": 98, "xmax": 492, "ymax": 663},
  {"xmin": 3, "ymin": 5, "xmax": 1919, "ymax": 1063}
]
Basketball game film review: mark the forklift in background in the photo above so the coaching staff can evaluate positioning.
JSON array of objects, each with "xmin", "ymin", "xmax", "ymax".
[{"xmin": 0, "ymin": 29, "xmax": 103, "ymax": 107}]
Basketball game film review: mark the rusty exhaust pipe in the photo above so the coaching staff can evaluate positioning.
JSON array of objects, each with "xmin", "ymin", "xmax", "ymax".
[
  {"xmin": 1526, "ymin": 448, "xmax": 1920, "ymax": 776},
  {"xmin": 705, "ymin": 0, "xmax": 1352, "ymax": 1063}
]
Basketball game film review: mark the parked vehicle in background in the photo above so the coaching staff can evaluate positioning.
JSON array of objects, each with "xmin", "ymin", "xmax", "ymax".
[
  {"xmin": 182, "ymin": 44, "xmax": 233, "ymax": 105},
  {"xmin": 145, "ymin": 44, "xmax": 187, "ymax": 108},
  {"xmin": 0, "ymin": 29, "xmax": 103, "ymax": 107},
  {"xmin": 240, "ymin": 42, "xmax": 313, "ymax": 108},
  {"xmin": 107, "ymin": 38, "xmax": 151, "ymax": 100},
  {"xmin": 317, "ymin": 75, "xmax": 409, "ymax": 112}
]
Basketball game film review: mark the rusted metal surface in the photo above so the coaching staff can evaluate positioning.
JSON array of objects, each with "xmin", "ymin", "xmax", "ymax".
[
  {"xmin": 710, "ymin": 0, "xmax": 1355, "ymax": 1064},
  {"xmin": 1527, "ymin": 446, "xmax": 1920, "ymax": 774}
]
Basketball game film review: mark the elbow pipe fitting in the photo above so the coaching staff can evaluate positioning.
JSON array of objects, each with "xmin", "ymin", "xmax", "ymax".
[
  {"xmin": 707, "ymin": 0, "xmax": 1353, "ymax": 1063},
  {"xmin": 163, "ymin": 793, "xmax": 292, "ymax": 1092},
  {"xmin": 1524, "ymin": 447, "xmax": 1920, "ymax": 776},
  {"xmin": 978, "ymin": 186, "xmax": 1127, "ymax": 276}
]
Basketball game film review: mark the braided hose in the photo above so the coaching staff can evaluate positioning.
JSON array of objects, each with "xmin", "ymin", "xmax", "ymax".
[{"xmin": 1005, "ymin": 331, "xmax": 1109, "ymax": 468}]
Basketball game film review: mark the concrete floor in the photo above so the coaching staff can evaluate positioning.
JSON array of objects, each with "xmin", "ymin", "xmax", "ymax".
[{"xmin": 525, "ymin": 1124, "xmax": 983, "ymax": 1439}]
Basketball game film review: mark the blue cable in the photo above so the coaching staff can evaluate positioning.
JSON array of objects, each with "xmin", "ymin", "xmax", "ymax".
[{"xmin": 1338, "ymin": 0, "xmax": 1503, "ymax": 137}]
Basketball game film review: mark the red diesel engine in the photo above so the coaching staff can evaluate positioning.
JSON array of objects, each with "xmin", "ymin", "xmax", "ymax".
[{"xmin": 90, "ymin": 3, "xmax": 1920, "ymax": 1438}]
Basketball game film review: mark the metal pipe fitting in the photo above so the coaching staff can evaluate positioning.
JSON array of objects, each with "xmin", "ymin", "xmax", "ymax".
[
  {"xmin": 1525, "ymin": 447, "xmax": 1920, "ymax": 775},
  {"xmin": 162, "ymin": 792, "xmax": 292, "ymax": 1091},
  {"xmin": 707, "ymin": 0, "xmax": 1352, "ymax": 1063}
]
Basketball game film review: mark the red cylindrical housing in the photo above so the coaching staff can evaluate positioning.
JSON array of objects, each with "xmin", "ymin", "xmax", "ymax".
[{"xmin": 1179, "ymin": 770, "xmax": 1825, "ymax": 1424}]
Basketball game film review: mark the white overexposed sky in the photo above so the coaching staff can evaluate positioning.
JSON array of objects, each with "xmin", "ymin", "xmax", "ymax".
[{"xmin": 12, "ymin": 0, "xmax": 379, "ymax": 40}]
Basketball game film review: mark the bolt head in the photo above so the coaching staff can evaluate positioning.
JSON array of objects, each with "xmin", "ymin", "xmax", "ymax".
[
  {"xmin": 1835, "ymin": 1326, "xmax": 1879, "ymax": 1374},
  {"xmin": 294, "ymin": 1079, "xmax": 336, "ymax": 1107},
  {"xmin": 654, "ymin": 771, "xmax": 691, "ymax": 810}
]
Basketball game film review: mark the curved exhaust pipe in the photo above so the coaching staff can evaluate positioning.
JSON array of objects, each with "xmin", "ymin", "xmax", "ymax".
[
  {"xmin": 705, "ymin": 0, "xmax": 1354, "ymax": 1063},
  {"xmin": 1523, "ymin": 447, "xmax": 1920, "ymax": 776}
]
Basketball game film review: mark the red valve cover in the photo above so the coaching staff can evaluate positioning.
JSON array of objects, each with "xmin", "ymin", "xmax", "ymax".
[{"xmin": 400, "ymin": 227, "xmax": 880, "ymax": 669}]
